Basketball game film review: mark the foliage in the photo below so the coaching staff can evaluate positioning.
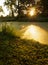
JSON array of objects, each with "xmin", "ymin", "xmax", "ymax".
[
  {"xmin": 0, "ymin": 26, "xmax": 48, "ymax": 65},
  {"xmin": 1, "ymin": 24, "xmax": 16, "ymax": 40},
  {"xmin": 20, "ymin": 0, "xmax": 35, "ymax": 5},
  {"xmin": 0, "ymin": 6, "xmax": 3, "ymax": 12},
  {"xmin": 4, "ymin": 0, "xmax": 17, "ymax": 17},
  {"xmin": 4, "ymin": 0, "xmax": 35, "ymax": 17},
  {"xmin": 40, "ymin": 0, "xmax": 48, "ymax": 15}
]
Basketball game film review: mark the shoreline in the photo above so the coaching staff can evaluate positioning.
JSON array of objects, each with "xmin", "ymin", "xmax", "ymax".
[{"xmin": 0, "ymin": 17, "xmax": 48, "ymax": 22}]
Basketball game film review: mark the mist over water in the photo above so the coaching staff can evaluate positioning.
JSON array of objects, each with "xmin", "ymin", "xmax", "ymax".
[
  {"xmin": 0, "ymin": 22, "xmax": 48, "ymax": 44},
  {"xmin": 21, "ymin": 25, "xmax": 48, "ymax": 44}
]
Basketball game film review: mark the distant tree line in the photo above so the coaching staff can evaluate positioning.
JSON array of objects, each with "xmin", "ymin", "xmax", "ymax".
[
  {"xmin": 4, "ymin": 0, "xmax": 35, "ymax": 17},
  {"xmin": 40, "ymin": 0, "xmax": 48, "ymax": 15},
  {"xmin": 0, "ymin": 0, "xmax": 48, "ymax": 17}
]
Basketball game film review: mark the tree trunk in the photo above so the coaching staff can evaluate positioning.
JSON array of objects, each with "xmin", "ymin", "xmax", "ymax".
[
  {"xmin": 12, "ymin": 9, "xmax": 14, "ymax": 17},
  {"xmin": 10, "ymin": 5, "xmax": 14, "ymax": 17}
]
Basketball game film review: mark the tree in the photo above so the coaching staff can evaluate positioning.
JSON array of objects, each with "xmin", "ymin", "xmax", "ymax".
[
  {"xmin": 41, "ymin": 0, "xmax": 48, "ymax": 15},
  {"xmin": 17, "ymin": 0, "xmax": 35, "ymax": 16},
  {"xmin": 4, "ymin": 0, "xmax": 35, "ymax": 17},
  {"xmin": 27, "ymin": 0, "xmax": 35, "ymax": 6},
  {"xmin": 4, "ymin": 0, "xmax": 17, "ymax": 17},
  {"xmin": 0, "ymin": 6, "xmax": 3, "ymax": 12},
  {"xmin": 0, "ymin": 6, "xmax": 4, "ymax": 17},
  {"xmin": 20, "ymin": 0, "xmax": 35, "ymax": 6}
]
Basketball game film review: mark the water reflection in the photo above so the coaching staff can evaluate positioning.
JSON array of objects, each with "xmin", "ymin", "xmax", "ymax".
[
  {"xmin": 21, "ymin": 25, "xmax": 48, "ymax": 44},
  {"xmin": 0, "ymin": 22, "xmax": 48, "ymax": 44}
]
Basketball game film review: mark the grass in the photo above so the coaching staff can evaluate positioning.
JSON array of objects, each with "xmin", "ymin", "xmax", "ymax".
[{"xmin": 0, "ymin": 26, "xmax": 48, "ymax": 65}]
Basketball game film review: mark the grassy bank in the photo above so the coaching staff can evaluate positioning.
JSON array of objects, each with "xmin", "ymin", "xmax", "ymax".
[{"xmin": 0, "ymin": 27, "xmax": 48, "ymax": 65}]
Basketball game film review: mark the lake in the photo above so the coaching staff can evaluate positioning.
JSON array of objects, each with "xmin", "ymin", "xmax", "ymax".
[{"xmin": 0, "ymin": 22, "xmax": 48, "ymax": 44}]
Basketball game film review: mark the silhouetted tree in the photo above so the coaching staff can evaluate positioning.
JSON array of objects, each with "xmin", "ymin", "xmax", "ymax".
[
  {"xmin": 20, "ymin": 0, "xmax": 35, "ymax": 5},
  {"xmin": 0, "ymin": 6, "xmax": 3, "ymax": 12},
  {"xmin": 41, "ymin": 0, "xmax": 48, "ymax": 15},
  {"xmin": 18, "ymin": 0, "xmax": 35, "ymax": 16},
  {"xmin": 27, "ymin": 0, "xmax": 35, "ymax": 6},
  {"xmin": 4, "ymin": 0, "xmax": 17, "ymax": 17},
  {"xmin": 4, "ymin": 0, "xmax": 35, "ymax": 17}
]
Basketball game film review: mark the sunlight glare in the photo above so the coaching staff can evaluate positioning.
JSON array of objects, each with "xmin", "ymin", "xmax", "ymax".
[
  {"xmin": 0, "ymin": 0, "xmax": 5, "ymax": 6},
  {"xmin": 21, "ymin": 25, "xmax": 48, "ymax": 44},
  {"xmin": 29, "ymin": 8, "xmax": 36, "ymax": 16},
  {"xmin": 0, "ymin": 0, "xmax": 9, "ymax": 17}
]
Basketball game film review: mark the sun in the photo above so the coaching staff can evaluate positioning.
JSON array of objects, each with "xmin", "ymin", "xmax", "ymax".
[{"xmin": 29, "ymin": 8, "xmax": 36, "ymax": 16}]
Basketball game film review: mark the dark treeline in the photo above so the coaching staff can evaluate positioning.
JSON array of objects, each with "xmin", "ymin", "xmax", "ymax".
[
  {"xmin": 0, "ymin": 0, "xmax": 48, "ymax": 22},
  {"xmin": 0, "ymin": 0, "xmax": 48, "ymax": 17}
]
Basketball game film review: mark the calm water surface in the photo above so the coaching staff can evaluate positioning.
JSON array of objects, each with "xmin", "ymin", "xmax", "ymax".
[{"xmin": 0, "ymin": 22, "xmax": 48, "ymax": 44}]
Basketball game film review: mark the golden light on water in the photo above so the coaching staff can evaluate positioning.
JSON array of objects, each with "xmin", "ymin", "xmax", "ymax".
[{"xmin": 21, "ymin": 25, "xmax": 48, "ymax": 44}]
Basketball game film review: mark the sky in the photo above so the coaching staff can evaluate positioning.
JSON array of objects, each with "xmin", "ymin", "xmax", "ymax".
[{"xmin": 0, "ymin": 0, "xmax": 9, "ymax": 16}]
